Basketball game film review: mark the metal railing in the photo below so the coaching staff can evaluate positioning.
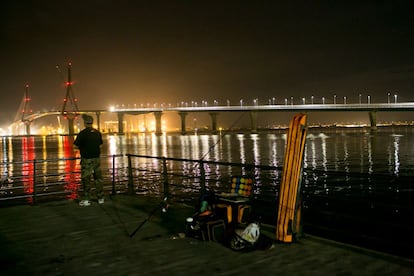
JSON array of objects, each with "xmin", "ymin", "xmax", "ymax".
[
  {"xmin": 1, "ymin": 154, "xmax": 410, "ymax": 206},
  {"xmin": 0, "ymin": 155, "xmax": 123, "ymax": 204},
  {"xmin": 0, "ymin": 154, "xmax": 282, "ymax": 205}
]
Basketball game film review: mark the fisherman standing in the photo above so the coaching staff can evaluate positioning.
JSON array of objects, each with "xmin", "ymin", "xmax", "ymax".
[{"xmin": 74, "ymin": 114, "xmax": 104, "ymax": 206}]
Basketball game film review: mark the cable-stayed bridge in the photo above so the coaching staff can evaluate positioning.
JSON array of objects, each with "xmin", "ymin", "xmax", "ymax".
[
  {"xmin": 10, "ymin": 63, "xmax": 414, "ymax": 136},
  {"xmin": 12, "ymin": 101, "xmax": 414, "ymax": 136}
]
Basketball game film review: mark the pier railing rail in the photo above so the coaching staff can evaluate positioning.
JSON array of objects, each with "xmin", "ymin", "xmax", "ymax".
[
  {"xmin": 0, "ymin": 153, "xmax": 411, "ymax": 210},
  {"xmin": 0, "ymin": 154, "xmax": 284, "ymax": 205}
]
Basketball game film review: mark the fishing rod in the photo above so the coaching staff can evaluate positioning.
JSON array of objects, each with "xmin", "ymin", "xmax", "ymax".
[
  {"xmin": 185, "ymin": 113, "xmax": 246, "ymax": 175},
  {"xmin": 129, "ymin": 113, "xmax": 247, "ymax": 237},
  {"xmin": 129, "ymin": 197, "xmax": 168, "ymax": 238},
  {"xmin": 108, "ymin": 112, "xmax": 247, "ymax": 238},
  {"xmin": 169, "ymin": 112, "xmax": 248, "ymax": 204}
]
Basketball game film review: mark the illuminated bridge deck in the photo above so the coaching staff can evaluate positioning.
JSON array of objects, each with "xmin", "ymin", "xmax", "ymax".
[{"xmin": 0, "ymin": 195, "xmax": 412, "ymax": 275}]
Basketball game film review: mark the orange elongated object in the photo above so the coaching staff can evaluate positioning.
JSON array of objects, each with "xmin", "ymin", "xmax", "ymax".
[{"xmin": 276, "ymin": 113, "xmax": 307, "ymax": 242}]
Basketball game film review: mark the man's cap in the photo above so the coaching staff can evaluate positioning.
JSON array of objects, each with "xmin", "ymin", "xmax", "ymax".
[{"xmin": 82, "ymin": 114, "xmax": 93, "ymax": 124}]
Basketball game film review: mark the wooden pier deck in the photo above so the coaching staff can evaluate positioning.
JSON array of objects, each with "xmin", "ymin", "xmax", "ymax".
[{"xmin": 0, "ymin": 195, "xmax": 413, "ymax": 275}]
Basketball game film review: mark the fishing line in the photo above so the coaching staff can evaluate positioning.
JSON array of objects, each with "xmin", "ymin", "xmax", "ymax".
[
  {"xmin": 198, "ymin": 112, "xmax": 246, "ymax": 163},
  {"xmin": 105, "ymin": 111, "xmax": 247, "ymax": 237},
  {"xmin": 99, "ymin": 196, "xmax": 131, "ymax": 237},
  {"xmin": 177, "ymin": 112, "xmax": 247, "ymax": 190}
]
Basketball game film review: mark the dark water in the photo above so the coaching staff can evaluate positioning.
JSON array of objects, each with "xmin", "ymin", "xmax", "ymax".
[
  {"xmin": 2, "ymin": 126, "xmax": 413, "ymax": 176},
  {"xmin": 1, "ymin": 126, "xmax": 413, "ymax": 258}
]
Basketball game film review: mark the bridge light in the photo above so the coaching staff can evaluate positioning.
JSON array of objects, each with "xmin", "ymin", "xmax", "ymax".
[
  {"xmin": 387, "ymin": 92, "xmax": 391, "ymax": 104},
  {"xmin": 394, "ymin": 94, "xmax": 398, "ymax": 104},
  {"xmin": 311, "ymin": 95, "xmax": 314, "ymax": 104},
  {"xmin": 302, "ymin": 98, "xmax": 305, "ymax": 105}
]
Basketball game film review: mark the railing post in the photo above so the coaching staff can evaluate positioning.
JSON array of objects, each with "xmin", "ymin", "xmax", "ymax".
[
  {"xmin": 32, "ymin": 159, "xmax": 37, "ymax": 204},
  {"xmin": 112, "ymin": 155, "xmax": 116, "ymax": 195},
  {"xmin": 162, "ymin": 158, "xmax": 169, "ymax": 199},
  {"xmin": 199, "ymin": 160, "xmax": 206, "ymax": 195},
  {"xmin": 127, "ymin": 154, "xmax": 134, "ymax": 194}
]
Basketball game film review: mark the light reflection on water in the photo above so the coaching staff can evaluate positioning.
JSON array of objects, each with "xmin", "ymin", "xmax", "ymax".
[
  {"xmin": 0, "ymin": 127, "xmax": 413, "ymax": 197},
  {"xmin": 392, "ymin": 134, "xmax": 401, "ymax": 175},
  {"xmin": 21, "ymin": 137, "xmax": 35, "ymax": 201}
]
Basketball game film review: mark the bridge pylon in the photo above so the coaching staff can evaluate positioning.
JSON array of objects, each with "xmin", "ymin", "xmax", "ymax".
[
  {"xmin": 14, "ymin": 84, "xmax": 33, "ymax": 135},
  {"xmin": 58, "ymin": 62, "xmax": 79, "ymax": 135}
]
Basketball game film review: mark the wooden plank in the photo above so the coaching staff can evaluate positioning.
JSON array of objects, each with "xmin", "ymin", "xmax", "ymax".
[
  {"xmin": 288, "ymin": 114, "xmax": 306, "ymax": 239},
  {"xmin": 276, "ymin": 113, "xmax": 307, "ymax": 242},
  {"xmin": 276, "ymin": 114, "xmax": 299, "ymax": 241}
]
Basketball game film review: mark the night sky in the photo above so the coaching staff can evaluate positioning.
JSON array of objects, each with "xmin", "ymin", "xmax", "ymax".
[{"xmin": 1, "ymin": 1, "xmax": 414, "ymax": 127}]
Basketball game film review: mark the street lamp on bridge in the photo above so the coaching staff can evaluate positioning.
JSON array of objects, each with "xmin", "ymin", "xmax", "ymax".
[{"xmin": 394, "ymin": 94, "xmax": 398, "ymax": 104}]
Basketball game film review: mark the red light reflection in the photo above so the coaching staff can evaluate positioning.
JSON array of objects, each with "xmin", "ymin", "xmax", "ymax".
[
  {"xmin": 22, "ymin": 137, "xmax": 35, "ymax": 203},
  {"xmin": 63, "ymin": 136, "xmax": 79, "ymax": 199}
]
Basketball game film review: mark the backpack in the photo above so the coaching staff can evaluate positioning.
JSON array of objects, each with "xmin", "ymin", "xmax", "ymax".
[{"xmin": 230, "ymin": 222, "xmax": 260, "ymax": 251}]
